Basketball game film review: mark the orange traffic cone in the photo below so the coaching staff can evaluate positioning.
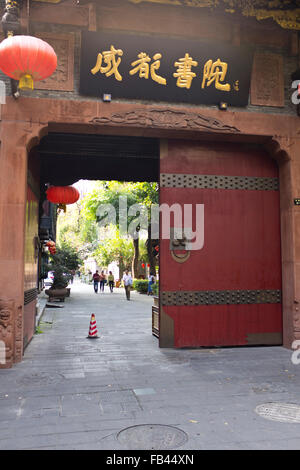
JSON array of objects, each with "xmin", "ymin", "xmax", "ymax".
[{"xmin": 87, "ymin": 314, "xmax": 99, "ymax": 339}]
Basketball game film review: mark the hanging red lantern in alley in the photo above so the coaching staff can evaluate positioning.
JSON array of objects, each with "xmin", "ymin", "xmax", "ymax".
[
  {"xmin": 0, "ymin": 35, "xmax": 57, "ymax": 90},
  {"xmin": 147, "ymin": 264, "xmax": 150, "ymax": 268},
  {"xmin": 46, "ymin": 240, "xmax": 56, "ymax": 255},
  {"xmin": 141, "ymin": 263, "xmax": 145, "ymax": 268},
  {"xmin": 46, "ymin": 186, "xmax": 80, "ymax": 205}
]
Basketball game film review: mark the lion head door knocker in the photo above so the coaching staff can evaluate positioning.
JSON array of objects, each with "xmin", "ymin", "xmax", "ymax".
[{"xmin": 170, "ymin": 228, "xmax": 191, "ymax": 263}]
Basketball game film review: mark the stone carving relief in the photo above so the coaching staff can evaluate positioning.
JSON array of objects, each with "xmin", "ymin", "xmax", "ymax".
[
  {"xmin": 90, "ymin": 108, "xmax": 241, "ymax": 133},
  {"xmin": 14, "ymin": 305, "xmax": 23, "ymax": 363},
  {"xmin": 35, "ymin": 33, "xmax": 74, "ymax": 92},
  {"xmin": 250, "ymin": 52, "xmax": 284, "ymax": 107},
  {"xmin": 0, "ymin": 299, "xmax": 14, "ymax": 367}
]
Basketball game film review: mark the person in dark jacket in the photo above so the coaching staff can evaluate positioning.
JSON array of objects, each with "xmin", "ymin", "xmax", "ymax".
[{"xmin": 92, "ymin": 270, "xmax": 100, "ymax": 293}]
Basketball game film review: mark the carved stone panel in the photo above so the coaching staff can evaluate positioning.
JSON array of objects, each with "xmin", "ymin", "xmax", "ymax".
[
  {"xmin": 35, "ymin": 33, "xmax": 74, "ymax": 92},
  {"xmin": 14, "ymin": 304, "xmax": 23, "ymax": 364},
  {"xmin": 90, "ymin": 109, "xmax": 241, "ymax": 133},
  {"xmin": 250, "ymin": 52, "xmax": 284, "ymax": 107},
  {"xmin": 0, "ymin": 299, "xmax": 14, "ymax": 368}
]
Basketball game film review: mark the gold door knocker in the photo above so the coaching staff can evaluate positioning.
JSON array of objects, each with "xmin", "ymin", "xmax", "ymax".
[{"xmin": 170, "ymin": 231, "xmax": 191, "ymax": 263}]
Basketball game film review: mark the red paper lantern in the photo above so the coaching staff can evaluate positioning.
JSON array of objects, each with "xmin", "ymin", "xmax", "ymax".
[
  {"xmin": 46, "ymin": 240, "xmax": 56, "ymax": 255},
  {"xmin": 46, "ymin": 186, "xmax": 80, "ymax": 205},
  {"xmin": 141, "ymin": 263, "xmax": 145, "ymax": 268},
  {"xmin": 147, "ymin": 264, "xmax": 150, "ymax": 268},
  {"xmin": 0, "ymin": 35, "xmax": 57, "ymax": 90}
]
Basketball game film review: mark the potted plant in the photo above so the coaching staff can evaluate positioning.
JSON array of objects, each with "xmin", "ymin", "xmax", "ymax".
[
  {"xmin": 45, "ymin": 262, "xmax": 71, "ymax": 302},
  {"xmin": 44, "ymin": 244, "xmax": 81, "ymax": 301}
]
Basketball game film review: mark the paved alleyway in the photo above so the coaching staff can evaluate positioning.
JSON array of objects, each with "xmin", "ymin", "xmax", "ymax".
[{"xmin": 1, "ymin": 281, "xmax": 300, "ymax": 450}]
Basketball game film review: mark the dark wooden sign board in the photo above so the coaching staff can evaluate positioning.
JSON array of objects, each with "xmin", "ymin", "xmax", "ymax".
[{"xmin": 80, "ymin": 31, "xmax": 253, "ymax": 107}]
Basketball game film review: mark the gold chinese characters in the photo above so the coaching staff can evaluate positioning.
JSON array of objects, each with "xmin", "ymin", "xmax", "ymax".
[
  {"xmin": 202, "ymin": 58, "xmax": 231, "ymax": 91},
  {"xmin": 173, "ymin": 53, "xmax": 198, "ymax": 89},
  {"xmin": 129, "ymin": 52, "xmax": 167, "ymax": 85},
  {"xmin": 91, "ymin": 46, "xmax": 232, "ymax": 92},
  {"xmin": 91, "ymin": 45, "xmax": 123, "ymax": 81}
]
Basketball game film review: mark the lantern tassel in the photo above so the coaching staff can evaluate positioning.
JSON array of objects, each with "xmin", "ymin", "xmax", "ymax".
[
  {"xmin": 19, "ymin": 74, "xmax": 34, "ymax": 91},
  {"xmin": 58, "ymin": 203, "xmax": 67, "ymax": 213}
]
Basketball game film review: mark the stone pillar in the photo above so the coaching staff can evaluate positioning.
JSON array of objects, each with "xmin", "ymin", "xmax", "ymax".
[
  {"xmin": 273, "ymin": 137, "xmax": 300, "ymax": 349},
  {"xmin": 0, "ymin": 121, "xmax": 36, "ymax": 367},
  {"xmin": 290, "ymin": 139, "xmax": 300, "ymax": 348}
]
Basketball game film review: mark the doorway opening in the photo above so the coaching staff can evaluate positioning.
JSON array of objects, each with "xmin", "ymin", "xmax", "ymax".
[
  {"xmin": 25, "ymin": 132, "xmax": 160, "ymax": 350},
  {"xmin": 25, "ymin": 131, "xmax": 283, "ymax": 351}
]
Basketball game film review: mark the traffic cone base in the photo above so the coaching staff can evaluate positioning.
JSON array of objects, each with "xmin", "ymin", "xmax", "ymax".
[{"xmin": 87, "ymin": 314, "xmax": 99, "ymax": 339}]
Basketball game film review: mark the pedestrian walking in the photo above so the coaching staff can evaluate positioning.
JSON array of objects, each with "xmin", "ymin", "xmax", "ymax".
[
  {"xmin": 122, "ymin": 269, "xmax": 133, "ymax": 300},
  {"xmin": 92, "ymin": 270, "xmax": 100, "ymax": 293},
  {"xmin": 147, "ymin": 272, "xmax": 156, "ymax": 295},
  {"xmin": 108, "ymin": 271, "xmax": 114, "ymax": 292},
  {"xmin": 99, "ymin": 271, "xmax": 106, "ymax": 292}
]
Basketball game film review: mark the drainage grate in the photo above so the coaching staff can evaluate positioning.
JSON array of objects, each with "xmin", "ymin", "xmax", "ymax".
[
  {"xmin": 117, "ymin": 424, "xmax": 188, "ymax": 450},
  {"xmin": 255, "ymin": 403, "xmax": 300, "ymax": 423}
]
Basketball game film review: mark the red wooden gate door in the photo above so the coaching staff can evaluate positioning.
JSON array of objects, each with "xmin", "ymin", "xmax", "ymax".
[{"xmin": 159, "ymin": 140, "xmax": 282, "ymax": 348}]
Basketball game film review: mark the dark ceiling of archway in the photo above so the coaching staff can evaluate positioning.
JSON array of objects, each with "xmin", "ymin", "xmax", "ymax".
[{"xmin": 38, "ymin": 133, "xmax": 159, "ymax": 186}]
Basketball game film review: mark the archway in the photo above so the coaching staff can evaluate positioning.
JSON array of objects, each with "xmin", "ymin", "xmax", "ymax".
[{"xmin": 1, "ymin": 97, "xmax": 298, "ymax": 367}]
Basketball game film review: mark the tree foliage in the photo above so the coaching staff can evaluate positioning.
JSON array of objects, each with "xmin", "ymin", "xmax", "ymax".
[
  {"xmin": 48, "ymin": 244, "xmax": 82, "ymax": 289},
  {"xmin": 93, "ymin": 229, "xmax": 133, "ymax": 268},
  {"xmin": 56, "ymin": 181, "xmax": 158, "ymax": 279},
  {"xmin": 82, "ymin": 181, "xmax": 158, "ymax": 277},
  {"xmin": 57, "ymin": 198, "xmax": 99, "ymax": 261},
  {"xmin": 82, "ymin": 181, "xmax": 158, "ymax": 225}
]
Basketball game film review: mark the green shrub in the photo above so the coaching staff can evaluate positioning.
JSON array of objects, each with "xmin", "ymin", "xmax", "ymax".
[
  {"xmin": 132, "ymin": 279, "xmax": 159, "ymax": 295},
  {"xmin": 132, "ymin": 279, "xmax": 148, "ymax": 294}
]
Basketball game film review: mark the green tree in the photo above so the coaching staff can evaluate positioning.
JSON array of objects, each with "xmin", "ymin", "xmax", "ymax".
[
  {"xmin": 57, "ymin": 198, "xmax": 99, "ymax": 262},
  {"xmin": 93, "ymin": 228, "xmax": 133, "ymax": 275},
  {"xmin": 48, "ymin": 244, "xmax": 82, "ymax": 289},
  {"xmin": 130, "ymin": 182, "xmax": 159, "ymax": 275},
  {"xmin": 55, "ymin": 243, "xmax": 82, "ymax": 271},
  {"xmin": 82, "ymin": 181, "xmax": 158, "ymax": 278}
]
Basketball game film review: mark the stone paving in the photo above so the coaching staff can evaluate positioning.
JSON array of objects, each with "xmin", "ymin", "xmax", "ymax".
[{"xmin": 1, "ymin": 281, "xmax": 300, "ymax": 450}]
